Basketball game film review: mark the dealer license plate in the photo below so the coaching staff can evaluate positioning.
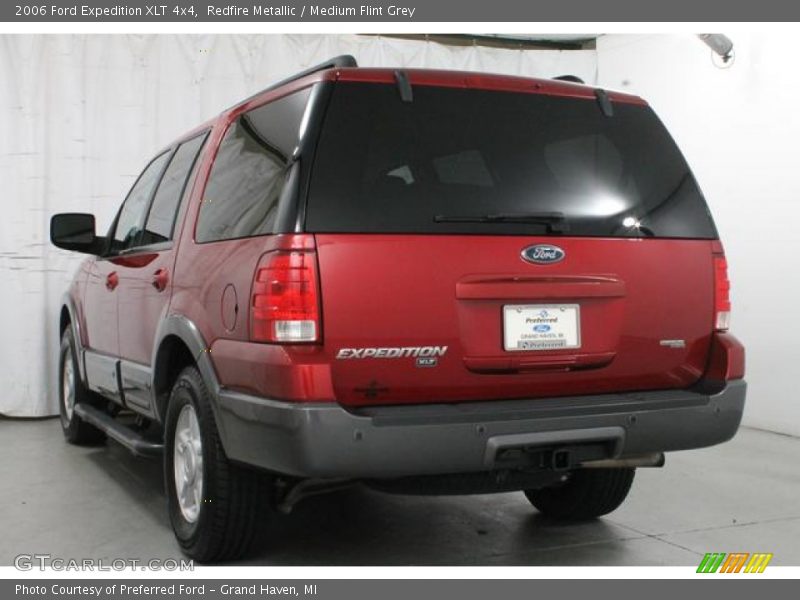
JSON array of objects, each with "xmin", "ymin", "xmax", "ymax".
[{"xmin": 503, "ymin": 304, "xmax": 581, "ymax": 351}]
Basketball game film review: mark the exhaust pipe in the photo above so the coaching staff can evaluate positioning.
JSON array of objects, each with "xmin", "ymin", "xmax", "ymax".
[{"xmin": 580, "ymin": 452, "xmax": 665, "ymax": 469}]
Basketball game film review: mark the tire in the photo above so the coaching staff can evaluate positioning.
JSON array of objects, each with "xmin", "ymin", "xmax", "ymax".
[
  {"xmin": 164, "ymin": 365, "xmax": 273, "ymax": 562},
  {"xmin": 524, "ymin": 468, "xmax": 635, "ymax": 520},
  {"xmin": 59, "ymin": 329, "xmax": 106, "ymax": 445}
]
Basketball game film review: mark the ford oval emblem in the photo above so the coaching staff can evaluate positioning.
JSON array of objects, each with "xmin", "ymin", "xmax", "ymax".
[{"xmin": 522, "ymin": 244, "xmax": 565, "ymax": 265}]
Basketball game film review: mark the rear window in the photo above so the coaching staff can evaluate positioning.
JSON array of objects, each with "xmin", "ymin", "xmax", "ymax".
[{"xmin": 306, "ymin": 82, "xmax": 717, "ymax": 239}]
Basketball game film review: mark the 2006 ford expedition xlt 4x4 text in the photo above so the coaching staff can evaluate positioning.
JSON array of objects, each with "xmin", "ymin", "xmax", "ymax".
[{"xmin": 50, "ymin": 56, "xmax": 746, "ymax": 562}]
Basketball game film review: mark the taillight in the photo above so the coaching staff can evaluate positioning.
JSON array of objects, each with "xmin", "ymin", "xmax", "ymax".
[
  {"xmin": 713, "ymin": 256, "xmax": 731, "ymax": 331},
  {"xmin": 251, "ymin": 250, "xmax": 320, "ymax": 343}
]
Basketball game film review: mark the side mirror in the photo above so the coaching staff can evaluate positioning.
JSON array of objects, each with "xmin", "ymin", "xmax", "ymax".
[{"xmin": 50, "ymin": 213, "xmax": 105, "ymax": 255}]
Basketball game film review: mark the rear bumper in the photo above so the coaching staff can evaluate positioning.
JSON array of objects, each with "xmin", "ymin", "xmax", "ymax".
[{"xmin": 216, "ymin": 379, "xmax": 746, "ymax": 479}]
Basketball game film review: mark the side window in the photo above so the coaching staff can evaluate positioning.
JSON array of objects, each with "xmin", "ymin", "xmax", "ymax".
[
  {"xmin": 140, "ymin": 133, "xmax": 208, "ymax": 246},
  {"xmin": 110, "ymin": 152, "xmax": 170, "ymax": 254},
  {"xmin": 196, "ymin": 87, "xmax": 312, "ymax": 243}
]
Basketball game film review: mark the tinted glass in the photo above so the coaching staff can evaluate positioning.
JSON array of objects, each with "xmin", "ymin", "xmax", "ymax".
[
  {"xmin": 110, "ymin": 152, "xmax": 170, "ymax": 254},
  {"xmin": 306, "ymin": 83, "xmax": 717, "ymax": 239},
  {"xmin": 196, "ymin": 88, "xmax": 312, "ymax": 243},
  {"xmin": 141, "ymin": 133, "xmax": 207, "ymax": 246}
]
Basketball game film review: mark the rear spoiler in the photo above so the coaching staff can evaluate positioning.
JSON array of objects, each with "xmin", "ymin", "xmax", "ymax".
[{"xmin": 234, "ymin": 55, "xmax": 358, "ymax": 109}]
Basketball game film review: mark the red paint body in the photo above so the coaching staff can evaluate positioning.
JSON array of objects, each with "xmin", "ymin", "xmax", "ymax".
[{"xmin": 69, "ymin": 67, "xmax": 744, "ymax": 411}]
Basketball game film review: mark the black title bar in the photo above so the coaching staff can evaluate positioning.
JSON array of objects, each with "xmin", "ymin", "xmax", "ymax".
[{"xmin": 3, "ymin": 0, "xmax": 800, "ymax": 22}]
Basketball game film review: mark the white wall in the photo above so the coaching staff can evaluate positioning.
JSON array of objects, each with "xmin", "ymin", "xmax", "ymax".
[
  {"xmin": 597, "ymin": 33, "xmax": 800, "ymax": 436},
  {"xmin": 0, "ymin": 34, "xmax": 596, "ymax": 417}
]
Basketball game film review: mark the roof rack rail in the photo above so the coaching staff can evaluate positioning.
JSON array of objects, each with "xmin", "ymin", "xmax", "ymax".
[
  {"xmin": 553, "ymin": 75, "xmax": 585, "ymax": 84},
  {"xmin": 234, "ymin": 55, "xmax": 358, "ymax": 108}
]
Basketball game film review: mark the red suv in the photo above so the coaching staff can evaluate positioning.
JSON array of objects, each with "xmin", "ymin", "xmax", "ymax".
[{"xmin": 51, "ymin": 56, "xmax": 746, "ymax": 562}]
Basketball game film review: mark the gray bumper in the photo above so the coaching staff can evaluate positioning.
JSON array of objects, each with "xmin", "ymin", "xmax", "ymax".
[{"xmin": 215, "ymin": 380, "xmax": 746, "ymax": 479}]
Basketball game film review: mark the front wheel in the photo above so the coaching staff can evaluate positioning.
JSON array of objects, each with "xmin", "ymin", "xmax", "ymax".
[
  {"xmin": 164, "ymin": 365, "xmax": 273, "ymax": 562},
  {"xmin": 524, "ymin": 468, "xmax": 635, "ymax": 520},
  {"xmin": 59, "ymin": 329, "xmax": 106, "ymax": 445}
]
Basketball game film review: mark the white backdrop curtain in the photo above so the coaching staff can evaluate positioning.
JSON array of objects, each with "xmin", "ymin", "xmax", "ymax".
[{"xmin": 0, "ymin": 34, "xmax": 597, "ymax": 417}]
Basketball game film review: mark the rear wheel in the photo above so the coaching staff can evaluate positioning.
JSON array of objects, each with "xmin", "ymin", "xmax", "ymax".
[
  {"xmin": 164, "ymin": 365, "xmax": 273, "ymax": 562},
  {"xmin": 524, "ymin": 468, "xmax": 635, "ymax": 520},
  {"xmin": 59, "ymin": 329, "xmax": 106, "ymax": 445}
]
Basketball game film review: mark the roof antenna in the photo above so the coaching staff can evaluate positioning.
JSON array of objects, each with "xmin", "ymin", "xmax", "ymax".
[
  {"xmin": 394, "ymin": 70, "xmax": 413, "ymax": 102},
  {"xmin": 553, "ymin": 75, "xmax": 585, "ymax": 84}
]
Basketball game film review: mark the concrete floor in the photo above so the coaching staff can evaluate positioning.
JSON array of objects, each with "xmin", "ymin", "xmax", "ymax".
[{"xmin": 1, "ymin": 418, "xmax": 798, "ymax": 566}]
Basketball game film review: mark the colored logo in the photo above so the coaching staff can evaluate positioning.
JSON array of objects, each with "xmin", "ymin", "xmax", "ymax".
[
  {"xmin": 533, "ymin": 324, "xmax": 551, "ymax": 333},
  {"xmin": 521, "ymin": 244, "xmax": 565, "ymax": 265},
  {"xmin": 696, "ymin": 552, "xmax": 773, "ymax": 573}
]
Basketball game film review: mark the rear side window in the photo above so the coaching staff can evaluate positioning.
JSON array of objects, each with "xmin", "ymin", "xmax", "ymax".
[
  {"xmin": 140, "ymin": 133, "xmax": 208, "ymax": 246},
  {"xmin": 196, "ymin": 88, "xmax": 312, "ymax": 243},
  {"xmin": 306, "ymin": 83, "xmax": 717, "ymax": 239},
  {"xmin": 110, "ymin": 152, "xmax": 171, "ymax": 254}
]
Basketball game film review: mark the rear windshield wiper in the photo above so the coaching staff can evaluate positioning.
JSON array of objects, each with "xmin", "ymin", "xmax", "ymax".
[{"xmin": 433, "ymin": 212, "xmax": 569, "ymax": 233}]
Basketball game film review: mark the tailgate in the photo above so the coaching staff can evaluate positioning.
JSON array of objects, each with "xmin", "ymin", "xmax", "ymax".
[{"xmin": 316, "ymin": 235, "xmax": 715, "ymax": 407}]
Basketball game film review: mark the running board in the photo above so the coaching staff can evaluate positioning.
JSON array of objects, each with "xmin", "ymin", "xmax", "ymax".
[{"xmin": 74, "ymin": 404, "xmax": 164, "ymax": 457}]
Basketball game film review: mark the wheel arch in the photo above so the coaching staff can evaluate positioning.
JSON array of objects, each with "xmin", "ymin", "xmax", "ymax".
[
  {"xmin": 60, "ymin": 294, "xmax": 88, "ymax": 383},
  {"xmin": 60, "ymin": 305, "xmax": 71, "ymax": 337},
  {"xmin": 151, "ymin": 316, "xmax": 224, "ymax": 433},
  {"xmin": 152, "ymin": 335, "xmax": 196, "ymax": 424}
]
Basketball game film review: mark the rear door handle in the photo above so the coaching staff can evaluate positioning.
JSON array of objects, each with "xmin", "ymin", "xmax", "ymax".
[
  {"xmin": 105, "ymin": 272, "xmax": 119, "ymax": 291},
  {"xmin": 152, "ymin": 268, "xmax": 169, "ymax": 292}
]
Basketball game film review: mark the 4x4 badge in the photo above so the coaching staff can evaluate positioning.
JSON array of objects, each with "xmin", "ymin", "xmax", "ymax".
[{"xmin": 522, "ymin": 244, "xmax": 565, "ymax": 264}]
